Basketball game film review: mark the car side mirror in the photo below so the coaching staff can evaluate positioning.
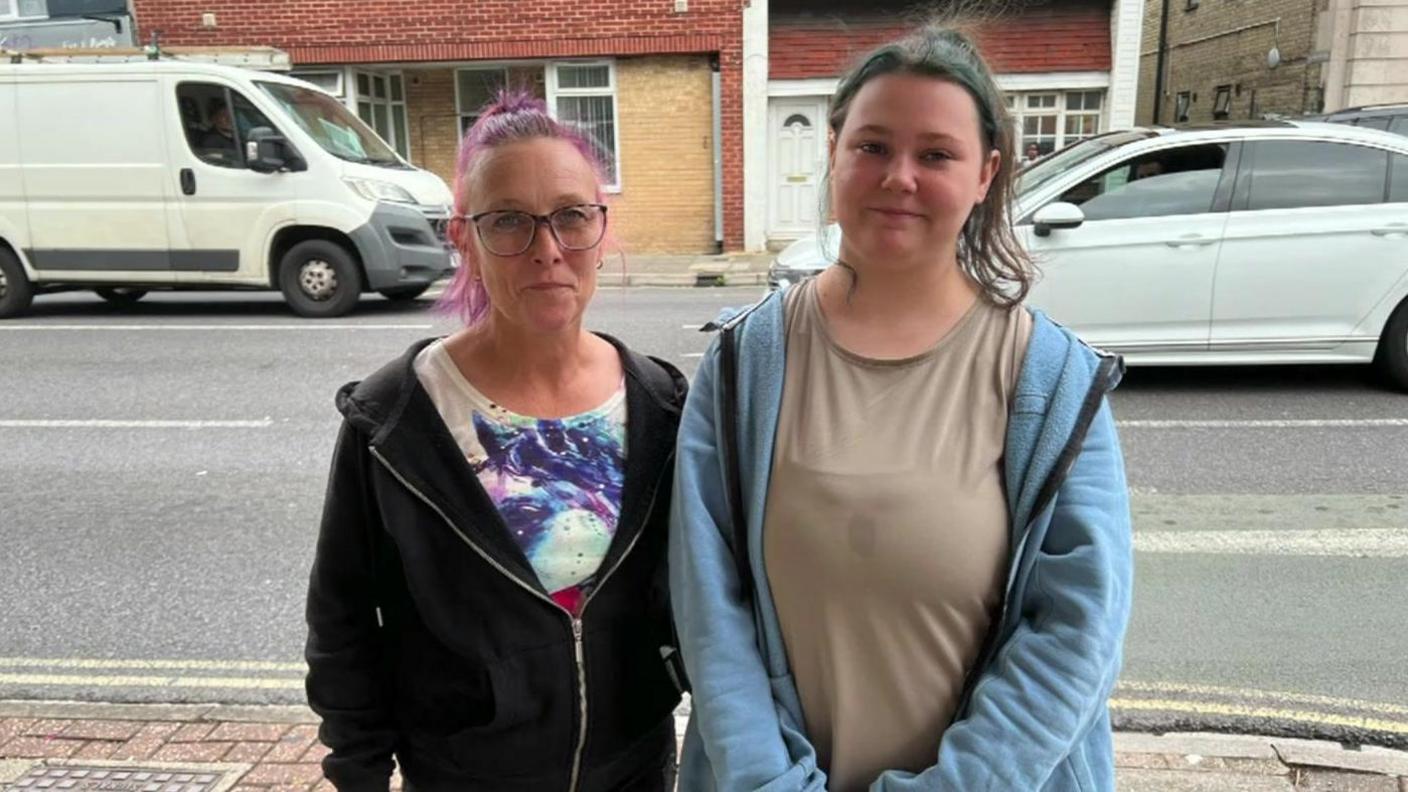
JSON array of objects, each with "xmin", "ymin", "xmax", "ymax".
[
  {"xmin": 246, "ymin": 126, "xmax": 307, "ymax": 174},
  {"xmin": 1032, "ymin": 202, "xmax": 1086, "ymax": 237}
]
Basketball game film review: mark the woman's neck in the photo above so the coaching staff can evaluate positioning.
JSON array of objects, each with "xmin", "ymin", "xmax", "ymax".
[
  {"xmin": 445, "ymin": 318, "xmax": 619, "ymax": 417},
  {"xmin": 814, "ymin": 252, "xmax": 981, "ymax": 360}
]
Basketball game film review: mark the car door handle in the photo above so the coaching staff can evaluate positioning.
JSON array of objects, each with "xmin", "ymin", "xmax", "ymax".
[
  {"xmin": 1370, "ymin": 225, "xmax": 1408, "ymax": 237},
  {"xmin": 1165, "ymin": 234, "xmax": 1215, "ymax": 248},
  {"xmin": 180, "ymin": 168, "xmax": 196, "ymax": 196}
]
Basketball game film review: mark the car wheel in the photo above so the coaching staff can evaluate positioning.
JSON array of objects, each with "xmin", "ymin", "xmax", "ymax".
[
  {"xmin": 95, "ymin": 287, "xmax": 148, "ymax": 306},
  {"xmin": 379, "ymin": 284, "xmax": 430, "ymax": 302},
  {"xmin": 1376, "ymin": 299, "xmax": 1408, "ymax": 391},
  {"xmin": 0, "ymin": 247, "xmax": 34, "ymax": 319},
  {"xmin": 278, "ymin": 240, "xmax": 363, "ymax": 318}
]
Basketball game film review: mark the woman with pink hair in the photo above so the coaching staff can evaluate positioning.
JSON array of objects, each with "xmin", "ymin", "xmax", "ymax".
[{"xmin": 305, "ymin": 92, "xmax": 688, "ymax": 792}]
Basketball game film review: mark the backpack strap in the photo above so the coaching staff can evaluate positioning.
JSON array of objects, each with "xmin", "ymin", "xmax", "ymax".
[{"xmin": 718, "ymin": 324, "xmax": 753, "ymax": 603}]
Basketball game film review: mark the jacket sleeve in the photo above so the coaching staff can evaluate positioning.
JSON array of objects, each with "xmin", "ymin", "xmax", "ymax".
[
  {"xmin": 669, "ymin": 341, "xmax": 827, "ymax": 792},
  {"xmin": 871, "ymin": 400, "xmax": 1133, "ymax": 792},
  {"xmin": 305, "ymin": 421, "xmax": 397, "ymax": 792}
]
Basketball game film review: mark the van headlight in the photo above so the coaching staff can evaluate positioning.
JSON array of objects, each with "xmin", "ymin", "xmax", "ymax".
[{"xmin": 344, "ymin": 178, "xmax": 417, "ymax": 204}]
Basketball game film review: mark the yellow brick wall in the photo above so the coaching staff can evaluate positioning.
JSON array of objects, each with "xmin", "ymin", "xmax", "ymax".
[
  {"xmin": 1136, "ymin": 0, "xmax": 1326, "ymax": 125},
  {"xmin": 404, "ymin": 56, "xmax": 717, "ymax": 254},
  {"xmin": 405, "ymin": 68, "xmax": 459, "ymax": 189},
  {"xmin": 612, "ymin": 54, "xmax": 717, "ymax": 255}
]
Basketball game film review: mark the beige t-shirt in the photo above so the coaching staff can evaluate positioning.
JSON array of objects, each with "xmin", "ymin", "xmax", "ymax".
[{"xmin": 762, "ymin": 277, "xmax": 1032, "ymax": 792}]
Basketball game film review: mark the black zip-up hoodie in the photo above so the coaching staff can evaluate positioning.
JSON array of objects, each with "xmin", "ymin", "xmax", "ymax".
[{"xmin": 305, "ymin": 336, "xmax": 688, "ymax": 792}]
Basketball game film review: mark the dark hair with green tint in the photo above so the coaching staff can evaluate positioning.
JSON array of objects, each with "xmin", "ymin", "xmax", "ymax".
[{"xmin": 823, "ymin": 24, "xmax": 1034, "ymax": 307}]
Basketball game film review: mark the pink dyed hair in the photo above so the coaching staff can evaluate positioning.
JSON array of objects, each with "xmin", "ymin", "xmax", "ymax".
[{"xmin": 436, "ymin": 90, "xmax": 612, "ymax": 326}]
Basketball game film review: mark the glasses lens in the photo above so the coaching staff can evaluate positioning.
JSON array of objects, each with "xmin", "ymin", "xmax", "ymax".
[
  {"xmin": 550, "ymin": 205, "xmax": 605, "ymax": 250},
  {"xmin": 476, "ymin": 211, "xmax": 534, "ymax": 255}
]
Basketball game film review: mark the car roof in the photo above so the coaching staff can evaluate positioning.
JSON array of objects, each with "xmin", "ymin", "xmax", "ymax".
[
  {"xmin": 1322, "ymin": 103, "xmax": 1408, "ymax": 118},
  {"xmin": 1116, "ymin": 121, "xmax": 1408, "ymax": 149}
]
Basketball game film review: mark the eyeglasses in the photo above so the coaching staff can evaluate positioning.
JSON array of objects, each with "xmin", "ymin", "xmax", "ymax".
[{"xmin": 457, "ymin": 203, "xmax": 608, "ymax": 257}]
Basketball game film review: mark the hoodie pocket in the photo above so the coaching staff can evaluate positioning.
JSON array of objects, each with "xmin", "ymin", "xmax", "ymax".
[{"xmin": 442, "ymin": 642, "xmax": 572, "ymax": 778}]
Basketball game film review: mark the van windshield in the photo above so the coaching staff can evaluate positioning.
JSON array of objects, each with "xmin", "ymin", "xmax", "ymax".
[{"xmin": 255, "ymin": 81, "xmax": 407, "ymax": 168}]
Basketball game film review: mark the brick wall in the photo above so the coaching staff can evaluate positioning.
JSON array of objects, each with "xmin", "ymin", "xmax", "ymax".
[
  {"xmin": 131, "ymin": 0, "xmax": 748, "ymax": 249},
  {"xmin": 1136, "ymin": 0, "xmax": 1325, "ymax": 125},
  {"xmin": 613, "ymin": 55, "xmax": 718, "ymax": 254},
  {"xmin": 770, "ymin": 0, "xmax": 1113, "ymax": 80}
]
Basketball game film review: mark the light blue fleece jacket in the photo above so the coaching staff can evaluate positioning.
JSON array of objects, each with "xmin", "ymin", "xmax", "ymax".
[{"xmin": 669, "ymin": 287, "xmax": 1133, "ymax": 792}]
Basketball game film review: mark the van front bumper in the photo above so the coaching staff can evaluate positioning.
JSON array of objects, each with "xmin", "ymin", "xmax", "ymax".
[{"xmin": 349, "ymin": 202, "xmax": 456, "ymax": 291}]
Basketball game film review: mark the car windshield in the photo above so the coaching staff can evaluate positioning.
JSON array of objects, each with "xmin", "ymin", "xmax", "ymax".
[
  {"xmin": 255, "ymin": 80, "xmax": 406, "ymax": 167},
  {"xmin": 1016, "ymin": 130, "xmax": 1159, "ymax": 197}
]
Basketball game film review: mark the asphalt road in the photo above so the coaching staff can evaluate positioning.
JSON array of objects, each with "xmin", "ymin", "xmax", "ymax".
[{"xmin": 2, "ymin": 288, "xmax": 1406, "ymax": 746}]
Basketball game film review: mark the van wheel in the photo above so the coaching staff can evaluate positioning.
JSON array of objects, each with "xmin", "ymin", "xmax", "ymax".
[
  {"xmin": 279, "ymin": 240, "xmax": 363, "ymax": 318},
  {"xmin": 95, "ymin": 287, "xmax": 148, "ymax": 306},
  {"xmin": 1376, "ymin": 299, "xmax": 1408, "ymax": 391},
  {"xmin": 379, "ymin": 285, "xmax": 430, "ymax": 302},
  {"xmin": 0, "ymin": 248, "xmax": 34, "ymax": 319}
]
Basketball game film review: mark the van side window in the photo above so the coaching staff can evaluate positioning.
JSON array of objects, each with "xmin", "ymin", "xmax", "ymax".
[{"xmin": 176, "ymin": 83, "xmax": 278, "ymax": 169}]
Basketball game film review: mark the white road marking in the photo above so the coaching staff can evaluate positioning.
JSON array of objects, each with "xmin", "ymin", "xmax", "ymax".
[
  {"xmin": 1135, "ymin": 528, "xmax": 1408, "ymax": 558},
  {"xmin": 681, "ymin": 324, "xmax": 703, "ymax": 330},
  {"xmin": 1118, "ymin": 418, "xmax": 1408, "ymax": 428},
  {"xmin": 0, "ymin": 323, "xmax": 434, "ymax": 331},
  {"xmin": 681, "ymin": 352, "xmax": 705, "ymax": 359},
  {"xmin": 0, "ymin": 419, "xmax": 273, "ymax": 429}
]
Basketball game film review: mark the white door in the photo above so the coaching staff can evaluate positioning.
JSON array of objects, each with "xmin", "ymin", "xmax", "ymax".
[
  {"xmin": 768, "ymin": 98, "xmax": 826, "ymax": 239},
  {"xmin": 1022, "ymin": 142, "xmax": 1233, "ymax": 352},
  {"xmin": 165, "ymin": 79, "xmax": 298, "ymax": 283},
  {"xmin": 1212, "ymin": 139, "xmax": 1408, "ymax": 349},
  {"xmin": 18, "ymin": 76, "xmax": 174, "ymax": 279}
]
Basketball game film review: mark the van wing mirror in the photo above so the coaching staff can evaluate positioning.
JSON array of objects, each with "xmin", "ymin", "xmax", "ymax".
[
  {"xmin": 246, "ymin": 126, "xmax": 306, "ymax": 174},
  {"xmin": 1032, "ymin": 202, "xmax": 1086, "ymax": 238}
]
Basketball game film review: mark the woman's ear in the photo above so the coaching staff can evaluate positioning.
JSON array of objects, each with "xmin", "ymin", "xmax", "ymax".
[{"xmin": 975, "ymin": 148, "xmax": 1001, "ymax": 203}]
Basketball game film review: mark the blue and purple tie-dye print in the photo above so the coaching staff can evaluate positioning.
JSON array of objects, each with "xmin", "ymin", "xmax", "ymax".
[{"xmin": 469, "ymin": 403, "xmax": 626, "ymax": 611}]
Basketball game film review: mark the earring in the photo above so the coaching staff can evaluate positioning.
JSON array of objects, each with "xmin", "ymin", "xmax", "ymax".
[{"xmin": 596, "ymin": 260, "xmax": 604, "ymax": 270}]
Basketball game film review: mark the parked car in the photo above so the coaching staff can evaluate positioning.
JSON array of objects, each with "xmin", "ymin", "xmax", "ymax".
[
  {"xmin": 1308, "ymin": 104, "xmax": 1408, "ymax": 138},
  {"xmin": 0, "ymin": 60, "xmax": 455, "ymax": 319},
  {"xmin": 766, "ymin": 121, "xmax": 1408, "ymax": 389}
]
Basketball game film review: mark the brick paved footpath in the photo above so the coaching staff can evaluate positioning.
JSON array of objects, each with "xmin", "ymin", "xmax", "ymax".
[{"xmin": 2, "ymin": 702, "xmax": 1407, "ymax": 791}]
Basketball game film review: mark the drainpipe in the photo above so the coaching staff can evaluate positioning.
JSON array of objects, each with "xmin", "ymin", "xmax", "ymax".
[
  {"xmin": 1153, "ymin": 0, "xmax": 1171, "ymax": 124},
  {"xmin": 710, "ymin": 53, "xmax": 723, "ymax": 252}
]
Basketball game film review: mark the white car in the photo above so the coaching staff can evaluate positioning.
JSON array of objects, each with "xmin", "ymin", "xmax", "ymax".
[{"xmin": 767, "ymin": 122, "xmax": 1408, "ymax": 389}]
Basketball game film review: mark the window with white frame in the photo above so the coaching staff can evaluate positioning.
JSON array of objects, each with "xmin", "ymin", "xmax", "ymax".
[
  {"xmin": 1006, "ymin": 89, "xmax": 1104, "ymax": 157},
  {"xmin": 548, "ymin": 62, "xmax": 620, "ymax": 188},
  {"xmin": 0, "ymin": 0, "xmax": 47, "ymax": 20},
  {"xmin": 290, "ymin": 70, "xmax": 344, "ymax": 99},
  {"xmin": 456, "ymin": 67, "xmax": 508, "ymax": 135},
  {"xmin": 356, "ymin": 71, "xmax": 410, "ymax": 160}
]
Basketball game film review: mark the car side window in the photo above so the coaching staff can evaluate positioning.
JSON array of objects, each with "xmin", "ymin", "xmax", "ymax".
[
  {"xmin": 1391, "ymin": 116, "xmax": 1408, "ymax": 138},
  {"xmin": 176, "ymin": 82, "xmax": 278, "ymax": 169},
  {"xmin": 1358, "ymin": 117, "xmax": 1392, "ymax": 132},
  {"xmin": 1392, "ymin": 155, "xmax": 1408, "ymax": 203},
  {"xmin": 1245, "ymin": 141, "xmax": 1387, "ymax": 211},
  {"xmin": 1056, "ymin": 143, "xmax": 1228, "ymax": 222}
]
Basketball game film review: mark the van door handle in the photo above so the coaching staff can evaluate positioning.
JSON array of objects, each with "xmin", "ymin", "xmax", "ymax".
[
  {"xmin": 180, "ymin": 168, "xmax": 196, "ymax": 196},
  {"xmin": 1370, "ymin": 224, "xmax": 1407, "ymax": 237},
  {"xmin": 1164, "ymin": 234, "xmax": 1215, "ymax": 248}
]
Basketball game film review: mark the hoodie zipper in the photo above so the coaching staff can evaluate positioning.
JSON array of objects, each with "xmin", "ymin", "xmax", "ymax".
[
  {"xmin": 950, "ymin": 355, "xmax": 1122, "ymax": 723},
  {"xmin": 370, "ymin": 446, "xmax": 673, "ymax": 792}
]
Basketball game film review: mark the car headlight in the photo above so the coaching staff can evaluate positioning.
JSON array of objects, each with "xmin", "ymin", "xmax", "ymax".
[{"xmin": 343, "ymin": 178, "xmax": 417, "ymax": 204}]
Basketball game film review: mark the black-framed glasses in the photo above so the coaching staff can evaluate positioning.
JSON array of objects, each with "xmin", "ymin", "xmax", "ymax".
[{"xmin": 458, "ymin": 203, "xmax": 608, "ymax": 257}]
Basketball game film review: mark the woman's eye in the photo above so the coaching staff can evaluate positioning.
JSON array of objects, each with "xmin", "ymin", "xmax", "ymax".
[
  {"xmin": 493, "ymin": 214, "xmax": 527, "ymax": 231},
  {"xmin": 858, "ymin": 142, "xmax": 886, "ymax": 155},
  {"xmin": 923, "ymin": 150, "xmax": 953, "ymax": 162}
]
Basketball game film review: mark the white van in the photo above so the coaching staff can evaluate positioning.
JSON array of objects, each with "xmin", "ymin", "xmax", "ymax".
[{"xmin": 0, "ymin": 59, "xmax": 456, "ymax": 318}]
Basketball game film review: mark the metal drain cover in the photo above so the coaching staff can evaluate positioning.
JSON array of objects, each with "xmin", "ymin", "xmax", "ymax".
[{"xmin": 6, "ymin": 765, "xmax": 227, "ymax": 791}]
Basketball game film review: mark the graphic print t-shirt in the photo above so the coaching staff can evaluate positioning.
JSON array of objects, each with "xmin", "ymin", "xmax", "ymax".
[{"xmin": 414, "ymin": 340, "xmax": 627, "ymax": 615}]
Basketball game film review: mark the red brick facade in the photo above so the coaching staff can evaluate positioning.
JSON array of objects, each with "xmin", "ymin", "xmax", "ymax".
[
  {"xmin": 770, "ymin": 0, "xmax": 1113, "ymax": 80},
  {"xmin": 130, "ymin": 0, "xmax": 748, "ymax": 249}
]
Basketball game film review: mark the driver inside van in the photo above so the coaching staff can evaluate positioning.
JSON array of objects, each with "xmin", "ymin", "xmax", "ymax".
[{"xmin": 200, "ymin": 102, "xmax": 239, "ymax": 162}]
